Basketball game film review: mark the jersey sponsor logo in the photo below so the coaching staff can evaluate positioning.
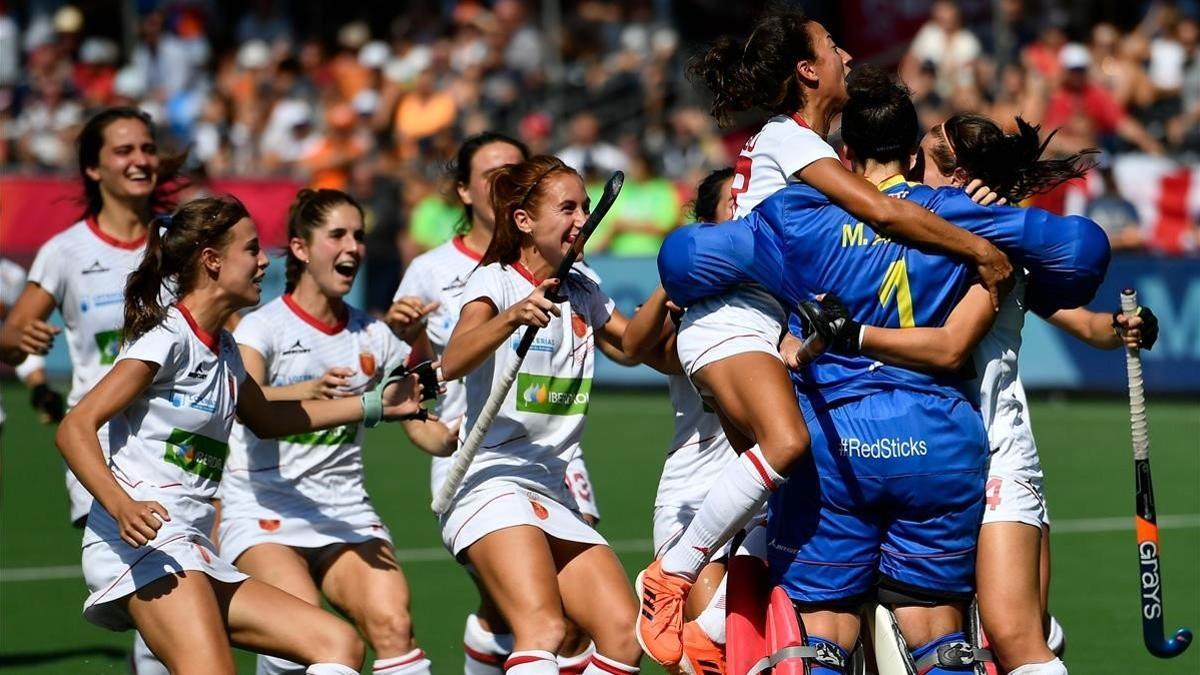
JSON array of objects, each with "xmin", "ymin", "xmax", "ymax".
[
  {"xmin": 80, "ymin": 260, "xmax": 111, "ymax": 275},
  {"xmin": 440, "ymin": 276, "xmax": 468, "ymax": 292},
  {"xmin": 281, "ymin": 339, "xmax": 311, "ymax": 356},
  {"xmin": 838, "ymin": 436, "xmax": 928, "ymax": 459},
  {"xmin": 162, "ymin": 428, "xmax": 229, "ymax": 481},
  {"xmin": 280, "ymin": 424, "xmax": 358, "ymax": 446},
  {"xmin": 514, "ymin": 335, "xmax": 557, "ymax": 353},
  {"xmin": 516, "ymin": 373, "xmax": 591, "ymax": 415},
  {"xmin": 94, "ymin": 330, "xmax": 122, "ymax": 365},
  {"xmin": 185, "ymin": 362, "xmax": 209, "ymax": 380},
  {"xmin": 80, "ymin": 291, "xmax": 124, "ymax": 313}
]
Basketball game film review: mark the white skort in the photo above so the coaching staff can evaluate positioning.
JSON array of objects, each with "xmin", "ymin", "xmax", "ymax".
[
  {"xmin": 982, "ymin": 420, "xmax": 1050, "ymax": 529},
  {"xmin": 216, "ymin": 501, "xmax": 393, "ymax": 565},
  {"xmin": 653, "ymin": 505, "xmax": 733, "ymax": 561},
  {"xmin": 432, "ymin": 448, "xmax": 601, "ymax": 522},
  {"xmin": 440, "ymin": 484, "xmax": 607, "ymax": 558},
  {"xmin": 676, "ymin": 287, "xmax": 785, "ymax": 393}
]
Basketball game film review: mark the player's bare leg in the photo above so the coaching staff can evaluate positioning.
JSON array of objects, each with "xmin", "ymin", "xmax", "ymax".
[
  {"xmin": 978, "ymin": 522, "xmax": 1056, "ymax": 669},
  {"xmin": 467, "ymin": 525, "xmax": 567, "ymax": 674},
  {"xmin": 799, "ymin": 608, "xmax": 863, "ymax": 655},
  {"xmin": 687, "ymin": 562, "xmax": 727, "ymax": 620},
  {"xmin": 639, "ymin": 353, "xmax": 804, "ymax": 665},
  {"xmin": 125, "ymin": 572, "xmax": 237, "ymax": 675},
  {"xmin": 321, "ymin": 539, "xmax": 431, "ymax": 674},
  {"xmin": 217, "ymin": 577, "xmax": 364, "ymax": 671},
  {"xmin": 234, "ymin": 544, "xmax": 324, "ymax": 674},
  {"xmin": 555, "ymin": 537, "xmax": 643, "ymax": 670}
]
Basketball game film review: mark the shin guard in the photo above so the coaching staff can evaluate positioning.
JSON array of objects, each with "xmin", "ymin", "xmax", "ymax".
[{"xmin": 727, "ymin": 554, "xmax": 770, "ymax": 675}]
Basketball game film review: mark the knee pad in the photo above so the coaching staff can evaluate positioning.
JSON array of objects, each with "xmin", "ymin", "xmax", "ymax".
[
  {"xmin": 746, "ymin": 587, "xmax": 848, "ymax": 675},
  {"xmin": 910, "ymin": 633, "xmax": 977, "ymax": 673},
  {"xmin": 867, "ymin": 604, "xmax": 984, "ymax": 675}
]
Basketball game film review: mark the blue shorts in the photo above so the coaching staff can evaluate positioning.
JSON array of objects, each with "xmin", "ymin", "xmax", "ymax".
[{"xmin": 767, "ymin": 390, "xmax": 987, "ymax": 603}]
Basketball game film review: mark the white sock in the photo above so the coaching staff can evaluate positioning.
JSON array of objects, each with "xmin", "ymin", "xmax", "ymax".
[
  {"xmin": 557, "ymin": 644, "xmax": 595, "ymax": 675},
  {"xmin": 1046, "ymin": 615, "xmax": 1066, "ymax": 656},
  {"xmin": 374, "ymin": 648, "xmax": 432, "ymax": 675},
  {"xmin": 305, "ymin": 665, "xmax": 359, "ymax": 675},
  {"xmin": 694, "ymin": 573, "xmax": 728, "ymax": 644},
  {"xmin": 504, "ymin": 650, "xmax": 559, "ymax": 675},
  {"xmin": 581, "ymin": 653, "xmax": 639, "ymax": 675},
  {"xmin": 1007, "ymin": 658, "xmax": 1068, "ymax": 675},
  {"xmin": 661, "ymin": 446, "xmax": 784, "ymax": 579},
  {"xmin": 130, "ymin": 632, "xmax": 170, "ymax": 675},
  {"xmin": 259, "ymin": 655, "xmax": 306, "ymax": 675},
  {"xmin": 465, "ymin": 613, "xmax": 513, "ymax": 675}
]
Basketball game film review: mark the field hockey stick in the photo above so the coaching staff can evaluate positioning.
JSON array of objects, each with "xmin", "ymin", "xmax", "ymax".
[
  {"xmin": 1121, "ymin": 288, "xmax": 1193, "ymax": 659},
  {"xmin": 431, "ymin": 171, "xmax": 625, "ymax": 514}
]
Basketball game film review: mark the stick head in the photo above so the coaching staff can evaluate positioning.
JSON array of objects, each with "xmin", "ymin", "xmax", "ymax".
[{"xmin": 1147, "ymin": 627, "xmax": 1192, "ymax": 658}]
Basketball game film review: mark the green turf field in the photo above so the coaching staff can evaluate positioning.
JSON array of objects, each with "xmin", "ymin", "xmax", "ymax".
[{"xmin": 1, "ymin": 382, "xmax": 1197, "ymax": 674}]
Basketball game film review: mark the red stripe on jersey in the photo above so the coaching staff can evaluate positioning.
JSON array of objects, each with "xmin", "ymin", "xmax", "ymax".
[
  {"xmin": 464, "ymin": 645, "xmax": 507, "ymax": 665},
  {"xmin": 588, "ymin": 655, "xmax": 639, "ymax": 675},
  {"xmin": 86, "ymin": 216, "xmax": 147, "ymax": 250},
  {"xmin": 746, "ymin": 451, "xmax": 777, "ymax": 492},
  {"xmin": 282, "ymin": 293, "xmax": 349, "ymax": 335},
  {"xmin": 454, "ymin": 235, "xmax": 484, "ymax": 262},
  {"xmin": 511, "ymin": 261, "xmax": 545, "ymax": 286},
  {"xmin": 176, "ymin": 303, "xmax": 219, "ymax": 351},
  {"xmin": 789, "ymin": 112, "xmax": 813, "ymax": 130}
]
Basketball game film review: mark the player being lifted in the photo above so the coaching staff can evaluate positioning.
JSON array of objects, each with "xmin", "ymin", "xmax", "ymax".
[
  {"xmin": 656, "ymin": 66, "xmax": 1110, "ymax": 675},
  {"xmin": 217, "ymin": 189, "xmax": 455, "ymax": 675},
  {"xmin": 55, "ymin": 196, "xmax": 431, "ymax": 675},
  {"xmin": 636, "ymin": 11, "xmax": 1015, "ymax": 666},
  {"xmin": 391, "ymin": 133, "xmax": 602, "ymax": 674},
  {"xmin": 0, "ymin": 106, "xmax": 182, "ymax": 674},
  {"xmin": 438, "ymin": 155, "xmax": 673, "ymax": 675}
]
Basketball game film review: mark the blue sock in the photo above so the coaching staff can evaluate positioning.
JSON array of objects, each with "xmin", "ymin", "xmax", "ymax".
[
  {"xmin": 910, "ymin": 632, "xmax": 974, "ymax": 673},
  {"xmin": 807, "ymin": 636, "xmax": 848, "ymax": 675}
]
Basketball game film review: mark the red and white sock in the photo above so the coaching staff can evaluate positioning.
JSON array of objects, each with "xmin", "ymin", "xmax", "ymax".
[
  {"xmin": 694, "ymin": 573, "xmax": 728, "ymax": 644},
  {"xmin": 661, "ymin": 446, "xmax": 784, "ymax": 579},
  {"xmin": 305, "ymin": 665, "xmax": 358, "ymax": 675},
  {"xmin": 373, "ymin": 649, "xmax": 431, "ymax": 675},
  {"xmin": 465, "ymin": 614, "xmax": 512, "ymax": 675},
  {"xmin": 504, "ymin": 650, "xmax": 559, "ymax": 675},
  {"xmin": 581, "ymin": 653, "xmax": 639, "ymax": 675},
  {"xmin": 557, "ymin": 643, "xmax": 595, "ymax": 675}
]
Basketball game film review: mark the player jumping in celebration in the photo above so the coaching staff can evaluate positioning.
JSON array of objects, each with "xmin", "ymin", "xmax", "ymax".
[
  {"xmin": 0, "ymin": 106, "xmax": 183, "ymax": 674},
  {"xmin": 217, "ymin": 189, "xmax": 455, "ymax": 675},
  {"xmin": 55, "ymin": 196, "xmax": 431, "ymax": 675},
  {"xmin": 636, "ymin": 12, "xmax": 1016, "ymax": 666},
  {"xmin": 656, "ymin": 66, "xmax": 1110, "ymax": 675},
  {"xmin": 439, "ymin": 155, "xmax": 673, "ymax": 675},
  {"xmin": 392, "ymin": 133, "xmax": 602, "ymax": 674}
]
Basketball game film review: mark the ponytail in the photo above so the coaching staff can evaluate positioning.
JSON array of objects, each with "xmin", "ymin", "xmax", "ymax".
[
  {"xmin": 124, "ymin": 197, "xmax": 249, "ymax": 340},
  {"xmin": 482, "ymin": 155, "xmax": 578, "ymax": 267},
  {"xmin": 932, "ymin": 114, "xmax": 1096, "ymax": 203}
]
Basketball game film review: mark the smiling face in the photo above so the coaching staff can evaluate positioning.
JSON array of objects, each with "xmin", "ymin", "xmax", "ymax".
[
  {"xmin": 514, "ymin": 172, "xmax": 590, "ymax": 268},
  {"xmin": 802, "ymin": 22, "xmax": 853, "ymax": 111},
  {"xmin": 459, "ymin": 141, "xmax": 526, "ymax": 230},
  {"xmin": 210, "ymin": 217, "xmax": 269, "ymax": 308},
  {"xmin": 291, "ymin": 203, "xmax": 365, "ymax": 298},
  {"xmin": 85, "ymin": 117, "xmax": 160, "ymax": 206}
]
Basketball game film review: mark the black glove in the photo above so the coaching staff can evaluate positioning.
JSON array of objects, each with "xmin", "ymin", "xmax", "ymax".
[
  {"xmin": 1112, "ymin": 306, "xmax": 1159, "ymax": 350},
  {"xmin": 796, "ymin": 293, "xmax": 862, "ymax": 355},
  {"xmin": 30, "ymin": 383, "xmax": 66, "ymax": 423}
]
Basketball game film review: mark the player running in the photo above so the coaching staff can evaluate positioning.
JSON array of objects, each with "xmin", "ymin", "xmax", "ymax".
[
  {"xmin": 637, "ymin": 12, "xmax": 1015, "ymax": 666},
  {"xmin": 438, "ymin": 155, "xmax": 672, "ymax": 675},
  {"xmin": 55, "ymin": 196, "xmax": 430, "ymax": 675},
  {"xmin": 0, "ymin": 258, "xmax": 64, "ymax": 442},
  {"xmin": 217, "ymin": 189, "xmax": 452, "ymax": 675},
  {"xmin": 655, "ymin": 66, "xmax": 1110, "ymax": 675},
  {"xmin": 392, "ymin": 133, "xmax": 601, "ymax": 674}
]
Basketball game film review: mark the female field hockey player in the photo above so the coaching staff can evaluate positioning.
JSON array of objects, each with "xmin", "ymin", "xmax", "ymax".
[
  {"xmin": 217, "ymin": 189, "xmax": 455, "ymax": 675},
  {"xmin": 0, "ymin": 106, "xmax": 184, "ymax": 673},
  {"xmin": 637, "ymin": 12, "xmax": 1015, "ymax": 665},
  {"xmin": 55, "ymin": 196, "xmax": 429, "ymax": 675},
  {"xmin": 392, "ymin": 133, "xmax": 602, "ymax": 674},
  {"xmin": 438, "ymin": 155, "xmax": 671, "ymax": 675}
]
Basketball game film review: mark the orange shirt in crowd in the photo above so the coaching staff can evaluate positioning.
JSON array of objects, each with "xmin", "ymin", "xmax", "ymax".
[{"xmin": 394, "ymin": 90, "xmax": 457, "ymax": 143}]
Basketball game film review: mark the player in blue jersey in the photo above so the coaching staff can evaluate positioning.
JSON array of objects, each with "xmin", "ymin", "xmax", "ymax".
[{"xmin": 656, "ymin": 67, "xmax": 1109, "ymax": 675}]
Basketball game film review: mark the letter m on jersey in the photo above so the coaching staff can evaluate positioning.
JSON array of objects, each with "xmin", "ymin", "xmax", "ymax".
[
  {"xmin": 515, "ymin": 374, "xmax": 591, "ymax": 415},
  {"xmin": 163, "ymin": 428, "xmax": 229, "ymax": 481}
]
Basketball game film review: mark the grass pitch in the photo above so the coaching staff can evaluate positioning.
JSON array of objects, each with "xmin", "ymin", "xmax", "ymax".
[{"xmin": 1, "ymin": 383, "xmax": 1197, "ymax": 674}]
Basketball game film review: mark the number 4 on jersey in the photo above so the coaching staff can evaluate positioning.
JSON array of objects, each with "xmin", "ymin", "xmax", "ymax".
[{"xmin": 878, "ymin": 259, "xmax": 915, "ymax": 328}]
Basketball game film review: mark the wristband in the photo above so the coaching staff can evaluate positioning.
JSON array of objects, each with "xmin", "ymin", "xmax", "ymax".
[{"xmin": 361, "ymin": 392, "xmax": 383, "ymax": 428}]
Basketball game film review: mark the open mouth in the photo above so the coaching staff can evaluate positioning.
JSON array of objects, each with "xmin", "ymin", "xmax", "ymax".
[
  {"xmin": 126, "ymin": 170, "xmax": 152, "ymax": 184},
  {"xmin": 563, "ymin": 229, "xmax": 580, "ymax": 247},
  {"xmin": 334, "ymin": 260, "xmax": 359, "ymax": 280}
]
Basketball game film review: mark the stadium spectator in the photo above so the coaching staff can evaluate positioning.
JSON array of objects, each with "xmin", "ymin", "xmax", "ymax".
[
  {"xmin": 558, "ymin": 110, "xmax": 629, "ymax": 181},
  {"xmin": 1087, "ymin": 163, "xmax": 1145, "ymax": 251},
  {"xmin": 593, "ymin": 151, "xmax": 681, "ymax": 257},
  {"xmin": 903, "ymin": 0, "xmax": 982, "ymax": 98}
]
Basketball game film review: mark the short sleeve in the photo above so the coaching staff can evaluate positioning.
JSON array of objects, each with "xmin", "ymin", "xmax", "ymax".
[
  {"xmin": 774, "ymin": 126, "xmax": 839, "ymax": 179},
  {"xmin": 570, "ymin": 275, "xmax": 614, "ymax": 329},
  {"xmin": 233, "ymin": 310, "xmax": 273, "ymax": 362},
  {"xmin": 220, "ymin": 332, "xmax": 249, "ymax": 386},
  {"xmin": 118, "ymin": 323, "xmax": 182, "ymax": 379},
  {"xmin": 460, "ymin": 265, "xmax": 512, "ymax": 313},
  {"xmin": 0, "ymin": 259, "xmax": 28, "ymax": 308},
  {"xmin": 395, "ymin": 254, "xmax": 431, "ymax": 302},
  {"xmin": 27, "ymin": 238, "xmax": 66, "ymax": 305}
]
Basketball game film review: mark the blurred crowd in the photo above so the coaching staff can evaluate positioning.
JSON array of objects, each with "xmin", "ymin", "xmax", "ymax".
[{"xmin": 1, "ymin": 0, "xmax": 1198, "ymax": 279}]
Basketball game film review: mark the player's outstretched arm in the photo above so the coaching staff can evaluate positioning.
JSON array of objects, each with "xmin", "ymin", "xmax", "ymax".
[
  {"xmin": 856, "ymin": 284, "xmax": 995, "ymax": 372},
  {"xmin": 1046, "ymin": 306, "xmax": 1155, "ymax": 351},
  {"xmin": 235, "ymin": 371, "xmax": 423, "ymax": 439},
  {"xmin": 621, "ymin": 285, "xmax": 682, "ymax": 374},
  {"xmin": 56, "ymin": 359, "xmax": 171, "ymax": 547},
  {"xmin": 440, "ymin": 279, "xmax": 561, "ymax": 381},
  {"xmin": 798, "ymin": 158, "xmax": 1013, "ymax": 308},
  {"xmin": 401, "ymin": 417, "xmax": 461, "ymax": 457},
  {"xmin": 596, "ymin": 307, "xmax": 676, "ymax": 372},
  {"xmin": 239, "ymin": 345, "xmax": 355, "ymax": 401}
]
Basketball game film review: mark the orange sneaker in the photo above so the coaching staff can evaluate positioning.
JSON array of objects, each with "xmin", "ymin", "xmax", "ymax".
[
  {"xmin": 678, "ymin": 621, "xmax": 727, "ymax": 675},
  {"xmin": 635, "ymin": 559, "xmax": 693, "ymax": 665}
]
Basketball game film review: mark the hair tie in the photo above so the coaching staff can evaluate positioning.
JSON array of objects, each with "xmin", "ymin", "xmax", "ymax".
[
  {"xmin": 518, "ymin": 160, "xmax": 566, "ymax": 208},
  {"xmin": 156, "ymin": 213, "xmax": 173, "ymax": 239},
  {"xmin": 938, "ymin": 121, "xmax": 958, "ymax": 162}
]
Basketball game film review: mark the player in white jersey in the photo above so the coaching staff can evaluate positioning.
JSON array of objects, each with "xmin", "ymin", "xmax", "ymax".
[
  {"xmin": 55, "ymin": 196, "xmax": 430, "ymax": 675},
  {"xmin": 638, "ymin": 14, "xmax": 1016, "ymax": 666},
  {"xmin": 218, "ymin": 190, "xmax": 452, "ymax": 675},
  {"xmin": 439, "ymin": 156, "xmax": 674, "ymax": 675},
  {"xmin": 1, "ymin": 258, "xmax": 63, "ymax": 435},
  {"xmin": 391, "ymin": 133, "xmax": 601, "ymax": 674}
]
